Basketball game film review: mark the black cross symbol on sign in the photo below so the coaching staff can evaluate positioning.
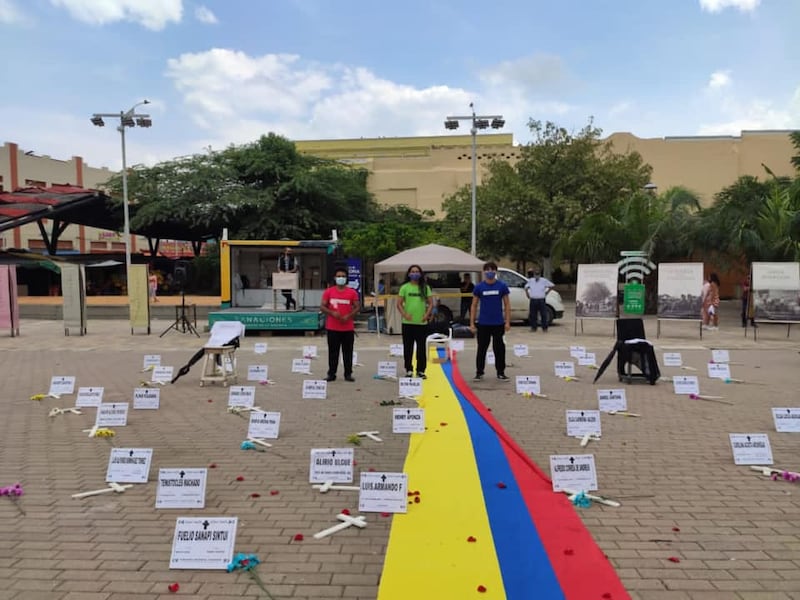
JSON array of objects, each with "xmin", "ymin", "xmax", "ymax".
[
  {"xmin": 580, "ymin": 411, "xmax": 585, "ymax": 416},
  {"xmin": 569, "ymin": 457, "xmax": 575, "ymax": 464},
  {"xmin": 381, "ymin": 474, "xmax": 387, "ymax": 482},
  {"xmin": 331, "ymin": 450, "xmax": 336, "ymax": 457},
  {"xmin": 747, "ymin": 436, "xmax": 751, "ymax": 442},
  {"xmin": 129, "ymin": 450, "xmax": 134, "ymax": 457},
  {"xmin": 180, "ymin": 471, "xmax": 185, "ymax": 478},
  {"xmin": 202, "ymin": 520, "xmax": 210, "ymax": 530}
]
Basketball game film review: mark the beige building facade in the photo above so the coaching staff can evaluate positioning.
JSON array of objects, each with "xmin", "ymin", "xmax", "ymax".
[{"xmin": 2, "ymin": 130, "xmax": 796, "ymax": 255}]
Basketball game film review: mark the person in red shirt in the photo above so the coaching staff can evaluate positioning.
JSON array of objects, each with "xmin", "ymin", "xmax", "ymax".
[{"xmin": 320, "ymin": 267, "xmax": 360, "ymax": 382}]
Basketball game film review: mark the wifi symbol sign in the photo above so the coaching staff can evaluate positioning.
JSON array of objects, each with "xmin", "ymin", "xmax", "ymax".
[{"xmin": 617, "ymin": 255, "xmax": 656, "ymax": 283}]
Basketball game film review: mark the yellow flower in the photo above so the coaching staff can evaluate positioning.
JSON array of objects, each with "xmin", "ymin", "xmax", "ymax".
[
  {"xmin": 94, "ymin": 428, "xmax": 115, "ymax": 437},
  {"xmin": 346, "ymin": 434, "xmax": 362, "ymax": 446},
  {"xmin": 30, "ymin": 394, "xmax": 46, "ymax": 401}
]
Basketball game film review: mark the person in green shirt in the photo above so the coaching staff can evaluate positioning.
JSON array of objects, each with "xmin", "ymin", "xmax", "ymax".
[{"xmin": 396, "ymin": 264, "xmax": 434, "ymax": 379}]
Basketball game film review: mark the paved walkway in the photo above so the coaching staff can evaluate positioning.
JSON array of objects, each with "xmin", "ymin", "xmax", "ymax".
[{"xmin": 0, "ymin": 303, "xmax": 799, "ymax": 599}]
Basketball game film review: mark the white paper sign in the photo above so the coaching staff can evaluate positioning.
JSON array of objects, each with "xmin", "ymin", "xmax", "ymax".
[
  {"xmin": 253, "ymin": 343, "xmax": 268, "ymax": 355},
  {"xmin": 49, "ymin": 376, "xmax": 76, "ymax": 396},
  {"xmin": 309, "ymin": 448, "xmax": 354, "ymax": 483},
  {"xmin": 227, "ymin": 386, "xmax": 255, "ymax": 408},
  {"xmin": 711, "ymin": 349, "xmax": 730, "ymax": 364},
  {"xmin": 248, "ymin": 411, "xmax": 281, "ymax": 439},
  {"xmin": 247, "ymin": 365, "xmax": 269, "ymax": 381},
  {"xmin": 569, "ymin": 346, "xmax": 586, "ymax": 359},
  {"xmin": 377, "ymin": 361, "xmax": 398, "ymax": 378},
  {"xmin": 566, "ymin": 410, "xmax": 602, "ymax": 437},
  {"xmin": 151, "ymin": 366, "xmax": 174, "ymax": 384},
  {"xmin": 291, "ymin": 358, "xmax": 312, "ymax": 374},
  {"xmin": 707, "ymin": 362, "xmax": 731, "ymax": 380},
  {"xmin": 662, "ymin": 352, "xmax": 682, "ymax": 367},
  {"xmin": 302, "ymin": 379, "xmax": 328, "ymax": 399},
  {"xmin": 133, "ymin": 388, "xmax": 160, "ymax": 410},
  {"xmin": 772, "ymin": 408, "xmax": 800, "ymax": 433},
  {"xmin": 358, "ymin": 472, "xmax": 408, "ymax": 514},
  {"xmin": 513, "ymin": 344, "xmax": 529, "ymax": 357},
  {"xmin": 398, "ymin": 377, "xmax": 423, "ymax": 398},
  {"xmin": 549, "ymin": 454, "xmax": 598, "ymax": 492},
  {"xmin": 729, "ymin": 433, "xmax": 773, "ymax": 465},
  {"xmin": 554, "ymin": 361, "xmax": 576, "ymax": 377},
  {"xmin": 515, "ymin": 375, "xmax": 541, "ymax": 395},
  {"xmin": 143, "ymin": 354, "xmax": 161, "ymax": 369},
  {"xmin": 672, "ymin": 375, "xmax": 699, "ymax": 395},
  {"xmin": 597, "ymin": 389, "xmax": 627, "ymax": 413},
  {"xmin": 392, "ymin": 408, "xmax": 425, "ymax": 434},
  {"xmin": 578, "ymin": 353, "xmax": 597, "ymax": 366},
  {"xmin": 169, "ymin": 517, "xmax": 238, "ymax": 570},
  {"xmin": 450, "ymin": 340, "xmax": 465, "ymax": 353},
  {"xmin": 96, "ymin": 402, "xmax": 129, "ymax": 427},
  {"xmin": 487, "ymin": 350, "xmax": 496, "ymax": 365},
  {"xmin": 106, "ymin": 447, "xmax": 153, "ymax": 483},
  {"xmin": 302, "ymin": 345, "xmax": 318, "ymax": 358},
  {"xmin": 156, "ymin": 468, "xmax": 208, "ymax": 509},
  {"xmin": 76, "ymin": 386, "xmax": 104, "ymax": 408},
  {"xmin": 389, "ymin": 344, "xmax": 403, "ymax": 357}
]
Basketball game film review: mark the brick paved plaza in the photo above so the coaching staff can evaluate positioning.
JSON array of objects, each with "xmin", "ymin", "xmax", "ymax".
[{"xmin": 1, "ymin": 302, "xmax": 799, "ymax": 599}]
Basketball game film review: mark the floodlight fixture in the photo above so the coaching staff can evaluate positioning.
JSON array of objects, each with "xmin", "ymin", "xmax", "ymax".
[
  {"xmin": 121, "ymin": 115, "xmax": 135, "ymax": 127},
  {"xmin": 444, "ymin": 119, "xmax": 460, "ymax": 130},
  {"xmin": 491, "ymin": 118, "xmax": 505, "ymax": 129},
  {"xmin": 136, "ymin": 117, "xmax": 152, "ymax": 128},
  {"xmin": 474, "ymin": 119, "xmax": 490, "ymax": 130},
  {"xmin": 90, "ymin": 115, "xmax": 105, "ymax": 127}
]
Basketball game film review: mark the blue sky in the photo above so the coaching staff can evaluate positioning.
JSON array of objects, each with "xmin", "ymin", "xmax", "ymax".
[{"xmin": 1, "ymin": 0, "xmax": 798, "ymax": 170}]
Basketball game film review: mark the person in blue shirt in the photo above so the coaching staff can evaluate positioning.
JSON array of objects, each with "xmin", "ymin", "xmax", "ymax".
[{"xmin": 469, "ymin": 261, "xmax": 511, "ymax": 381}]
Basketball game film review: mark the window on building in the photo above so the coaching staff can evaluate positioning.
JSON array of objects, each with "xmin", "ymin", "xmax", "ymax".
[
  {"xmin": 28, "ymin": 239, "xmax": 46, "ymax": 250},
  {"xmin": 110, "ymin": 242, "xmax": 125, "ymax": 251},
  {"xmin": 90, "ymin": 241, "xmax": 108, "ymax": 253},
  {"xmin": 25, "ymin": 179, "xmax": 46, "ymax": 188}
]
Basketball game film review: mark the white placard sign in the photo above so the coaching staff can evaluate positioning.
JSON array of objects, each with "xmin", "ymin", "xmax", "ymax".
[
  {"xmin": 487, "ymin": 350, "xmax": 496, "ymax": 365},
  {"xmin": 96, "ymin": 402, "xmax": 129, "ymax": 427},
  {"xmin": 227, "ymin": 386, "xmax": 255, "ymax": 408},
  {"xmin": 398, "ymin": 377, "xmax": 423, "ymax": 398},
  {"xmin": 672, "ymin": 375, "xmax": 700, "ymax": 395},
  {"xmin": 248, "ymin": 411, "xmax": 281, "ymax": 439},
  {"xmin": 578, "ymin": 353, "xmax": 597, "ymax": 366},
  {"xmin": 513, "ymin": 344, "xmax": 529, "ymax": 357},
  {"xmin": 309, "ymin": 448, "xmax": 354, "ymax": 483},
  {"xmin": 143, "ymin": 354, "xmax": 161, "ymax": 369},
  {"xmin": 291, "ymin": 358, "xmax": 312, "ymax": 374},
  {"xmin": 549, "ymin": 454, "xmax": 598, "ymax": 492},
  {"xmin": 729, "ymin": 433, "xmax": 773, "ymax": 465},
  {"xmin": 772, "ymin": 408, "xmax": 800, "ymax": 433},
  {"xmin": 597, "ymin": 389, "xmax": 627, "ymax": 413},
  {"xmin": 302, "ymin": 379, "xmax": 328, "ymax": 400},
  {"xmin": 169, "ymin": 517, "xmax": 238, "ymax": 570},
  {"xmin": 358, "ymin": 472, "xmax": 408, "ymax": 514},
  {"xmin": 450, "ymin": 340, "xmax": 465, "ymax": 353},
  {"xmin": 302, "ymin": 345, "xmax": 318, "ymax": 358},
  {"xmin": 133, "ymin": 387, "xmax": 160, "ymax": 410},
  {"xmin": 247, "ymin": 365, "xmax": 269, "ymax": 381},
  {"xmin": 711, "ymin": 349, "xmax": 730, "ymax": 364},
  {"xmin": 662, "ymin": 352, "xmax": 682, "ymax": 367},
  {"xmin": 156, "ymin": 468, "xmax": 208, "ymax": 509},
  {"xmin": 707, "ymin": 362, "xmax": 731, "ymax": 380},
  {"xmin": 515, "ymin": 376, "xmax": 541, "ymax": 395},
  {"xmin": 253, "ymin": 343, "xmax": 268, "ymax": 355},
  {"xmin": 569, "ymin": 346, "xmax": 586, "ymax": 359},
  {"xmin": 566, "ymin": 410, "xmax": 602, "ymax": 437},
  {"xmin": 392, "ymin": 408, "xmax": 425, "ymax": 434},
  {"xmin": 377, "ymin": 361, "xmax": 398, "ymax": 378},
  {"xmin": 106, "ymin": 447, "xmax": 153, "ymax": 483},
  {"xmin": 151, "ymin": 366, "xmax": 174, "ymax": 384},
  {"xmin": 76, "ymin": 387, "xmax": 104, "ymax": 408},
  {"xmin": 49, "ymin": 376, "xmax": 76, "ymax": 396},
  {"xmin": 554, "ymin": 361, "xmax": 576, "ymax": 378},
  {"xmin": 389, "ymin": 344, "xmax": 403, "ymax": 357}
]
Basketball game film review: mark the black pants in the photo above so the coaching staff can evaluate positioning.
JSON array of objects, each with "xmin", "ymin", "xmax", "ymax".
[
  {"xmin": 476, "ymin": 324, "xmax": 506, "ymax": 375},
  {"xmin": 282, "ymin": 290, "xmax": 296, "ymax": 310},
  {"xmin": 528, "ymin": 298, "xmax": 548, "ymax": 330},
  {"xmin": 402, "ymin": 323, "xmax": 428, "ymax": 374},
  {"xmin": 326, "ymin": 329, "xmax": 354, "ymax": 378}
]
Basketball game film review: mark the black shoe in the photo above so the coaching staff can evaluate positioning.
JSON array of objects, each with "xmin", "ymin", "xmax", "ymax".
[
  {"xmin": 325, "ymin": 375, "xmax": 336, "ymax": 382},
  {"xmin": 473, "ymin": 373, "xmax": 484, "ymax": 381},
  {"xmin": 497, "ymin": 373, "xmax": 510, "ymax": 381},
  {"xmin": 417, "ymin": 372, "xmax": 427, "ymax": 380},
  {"xmin": 344, "ymin": 375, "xmax": 355, "ymax": 382}
]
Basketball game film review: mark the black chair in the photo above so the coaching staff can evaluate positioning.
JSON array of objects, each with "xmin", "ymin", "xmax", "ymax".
[{"xmin": 594, "ymin": 318, "xmax": 660, "ymax": 385}]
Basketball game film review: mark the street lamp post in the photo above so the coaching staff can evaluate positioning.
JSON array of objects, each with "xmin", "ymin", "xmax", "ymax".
[
  {"xmin": 444, "ymin": 103, "xmax": 504, "ymax": 256},
  {"xmin": 90, "ymin": 101, "xmax": 152, "ymax": 280}
]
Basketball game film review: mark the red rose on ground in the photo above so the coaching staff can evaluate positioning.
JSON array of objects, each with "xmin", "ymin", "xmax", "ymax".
[
  {"xmin": 380, "ymin": 512, "xmax": 391, "ymax": 517},
  {"xmin": 168, "ymin": 583, "xmax": 180, "ymax": 593},
  {"xmin": 672, "ymin": 527, "xmax": 680, "ymax": 532},
  {"xmin": 667, "ymin": 556, "xmax": 681, "ymax": 563},
  {"xmin": 497, "ymin": 482, "xmax": 507, "ymax": 489},
  {"xmin": 208, "ymin": 463, "xmax": 217, "ymax": 469},
  {"xmin": 235, "ymin": 476, "xmax": 244, "ymax": 481},
  {"xmin": 250, "ymin": 493, "xmax": 261, "ymax": 498},
  {"xmin": 368, "ymin": 468, "xmax": 375, "ymax": 472},
  {"xmin": 269, "ymin": 490, "xmax": 279, "ymax": 496},
  {"xmin": 207, "ymin": 399, "xmax": 213, "ymax": 402},
  {"xmin": 293, "ymin": 533, "xmax": 304, "ymax": 541},
  {"xmin": 467, "ymin": 536, "xmax": 477, "ymax": 542},
  {"xmin": 341, "ymin": 509, "xmax": 351, "ymax": 515},
  {"xmin": 477, "ymin": 585, "xmax": 487, "ymax": 593}
]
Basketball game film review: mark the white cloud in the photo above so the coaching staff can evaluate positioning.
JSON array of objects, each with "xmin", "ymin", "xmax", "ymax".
[
  {"xmin": 478, "ymin": 54, "xmax": 573, "ymax": 96},
  {"xmin": 707, "ymin": 70, "xmax": 732, "ymax": 90},
  {"xmin": 0, "ymin": 0, "xmax": 25, "ymax": 23},
  {"xmin": 50, "ymin": 0, "xmax": 183, "ymax": 30},
  {"xmin": 699, "ymin": 0, "xmax": 760, "ymax": 13},
  {"xmin": 698, "ymin": 86, "xmax": 800, "ymax": 135},
  {"xmin": 194, "ymin": 5, "xmax": 217, "ymax": 24}
]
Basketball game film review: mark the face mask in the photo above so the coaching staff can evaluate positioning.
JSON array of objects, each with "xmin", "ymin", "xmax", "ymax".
[
  {"xmin": 485, "ymin": 271, "xmax": 496, "ymax": 280},
  {"xmin": 409, "ymin": 273, "xmax": 421, "ymax": 281},
  {"xmin": 335, "ymin": 277, "xmax": 347, "ymax": 286}
]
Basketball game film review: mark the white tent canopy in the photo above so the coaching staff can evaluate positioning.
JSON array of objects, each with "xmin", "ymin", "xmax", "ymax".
[{"xmin": 373, "ymin": 243, "xmax": 484, "ymax": 292}]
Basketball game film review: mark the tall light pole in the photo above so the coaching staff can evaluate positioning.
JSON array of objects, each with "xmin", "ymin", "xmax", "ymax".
[
  {"xmin": 90, "ymin": 101, "xmax": 152, "ymax": 280},
  {"xmin": 444, "ymin": 103, "xmax": 504, "ymax": 256}
]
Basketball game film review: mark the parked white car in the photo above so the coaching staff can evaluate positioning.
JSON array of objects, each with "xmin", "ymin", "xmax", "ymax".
[{"xmin": 427, "ymin": 267, "xmax": 565, "ymax": 325}]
